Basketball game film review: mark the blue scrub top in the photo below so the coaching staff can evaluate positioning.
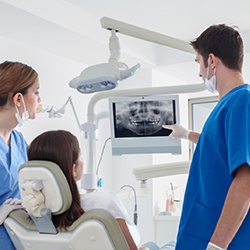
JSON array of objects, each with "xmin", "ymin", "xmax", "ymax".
[
  {"xmin": 0, "ymin": 130, "xmax": 28, "ymax": 250},
  {"xmin": 176, "ymin": 84, "xmax": 250, "ymax": 250}
]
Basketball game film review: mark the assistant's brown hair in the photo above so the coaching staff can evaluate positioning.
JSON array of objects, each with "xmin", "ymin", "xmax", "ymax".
[
  {"xmin": 28, "ymin": 130, "xmax": 84, "ymax": 229},
  {"xmin": 0, "ymin": 61, "xmax": 38, "ymax": 107},
  {"xmin": 190, "ymin": 24, "xmax": 244, "ymax": 71}
]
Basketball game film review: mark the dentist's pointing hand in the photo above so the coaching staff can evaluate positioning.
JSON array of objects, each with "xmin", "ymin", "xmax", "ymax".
[{"xmin": 162, "ymin": 124, "xmax": 190, "ymax": 140}]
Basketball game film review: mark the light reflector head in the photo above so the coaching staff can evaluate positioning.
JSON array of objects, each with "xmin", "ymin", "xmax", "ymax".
[
  {"xmin": 68, "ymin": 62, "xmax": 140, "ymax": 94},
  {"xmin": 76, "ymin": 78, "xmax": 118, "ymax": 94}
]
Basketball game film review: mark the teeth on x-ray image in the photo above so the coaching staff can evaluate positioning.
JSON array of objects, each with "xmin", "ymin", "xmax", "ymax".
[{"xmin": 114, "ymin": 100, "xmax": 175, "ymax": 137}]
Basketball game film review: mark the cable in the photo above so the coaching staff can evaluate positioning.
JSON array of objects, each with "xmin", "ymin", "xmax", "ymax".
[
  {"xmin": 96, "ymin": 137, "xmax": 111, "ymax": 175},
  {"xmin": 121, "ymin": 185, "xmax": 138, "ymax": 225}
]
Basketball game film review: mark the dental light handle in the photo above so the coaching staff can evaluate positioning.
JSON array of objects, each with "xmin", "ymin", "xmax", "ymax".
[{"xmin": 120, "ymin": 63, "xmax": 141, "ymax": 80}]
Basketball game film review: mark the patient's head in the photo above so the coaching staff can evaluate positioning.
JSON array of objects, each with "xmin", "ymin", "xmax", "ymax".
[{"xmin": 28, "ymin": 130, "xmax": 84, "ymax": 229}]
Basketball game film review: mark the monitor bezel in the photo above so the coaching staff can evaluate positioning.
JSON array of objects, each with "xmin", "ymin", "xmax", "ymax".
[{"xmin": 109, "ymin": 94, "xmax": 181, "ymax": 155}]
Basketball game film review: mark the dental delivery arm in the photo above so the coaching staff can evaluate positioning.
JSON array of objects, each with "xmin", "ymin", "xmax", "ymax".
[{"xmin": 210, "ymin": 163, "xmax": 250, "ymax": 249}]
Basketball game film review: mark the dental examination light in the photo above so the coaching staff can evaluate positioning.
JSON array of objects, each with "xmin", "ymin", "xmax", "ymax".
[
  {"xmin": 69, "ymin": 29, "xmax": 141, "ymax": 94},
  {"xmin": 40, "ymin": 104, "xmax": 65, "ymax": 118},
  {"xmin": 40, "ymin": 96, "xmax": 81, "ymax": 131}
]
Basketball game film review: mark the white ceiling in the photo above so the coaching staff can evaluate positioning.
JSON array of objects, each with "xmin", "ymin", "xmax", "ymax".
[{"xmin": 1, "ymin": 0, "xmax": 250, "ymax": 84}]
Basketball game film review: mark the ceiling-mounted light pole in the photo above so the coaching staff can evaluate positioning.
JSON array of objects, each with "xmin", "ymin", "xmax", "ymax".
[{"xmin": 100, "ymin": 16, "xmax": 195, "ymax": 54}]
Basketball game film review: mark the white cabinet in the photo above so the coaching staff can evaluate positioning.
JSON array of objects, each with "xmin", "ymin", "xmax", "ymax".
[{"xmin": 154, "ymin": 215, "xmax": 180, "ymax": 246}]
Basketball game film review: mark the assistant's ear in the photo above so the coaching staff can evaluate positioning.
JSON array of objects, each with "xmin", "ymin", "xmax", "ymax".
[{"xmin": 12, "ymin": 93, "xmax": 22, "ymax": 107}]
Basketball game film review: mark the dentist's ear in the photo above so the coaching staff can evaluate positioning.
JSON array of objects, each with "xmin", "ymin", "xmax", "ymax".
[{"xmin": 208, "ymin": 53, "xmax": 217, "ymax": 69}]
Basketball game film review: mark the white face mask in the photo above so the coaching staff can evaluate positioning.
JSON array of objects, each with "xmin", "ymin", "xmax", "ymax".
[
  {"xmin": 204, "ymin": 65, "xmax": 217, "ymax": 93},
  {"xmin": 15, "ymin": 95, "xmax": 29, "ymax": 127}
]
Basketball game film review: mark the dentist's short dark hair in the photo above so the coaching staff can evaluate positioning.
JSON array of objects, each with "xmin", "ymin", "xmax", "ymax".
[{"xmin": 190, "ymin": 24, "xmax": 243, "ymax": 71}]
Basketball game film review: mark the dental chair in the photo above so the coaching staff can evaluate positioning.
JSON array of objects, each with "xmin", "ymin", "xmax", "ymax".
[{"xmin": 4, "ymin": 160, "xmax": 130, "ymax": 250}]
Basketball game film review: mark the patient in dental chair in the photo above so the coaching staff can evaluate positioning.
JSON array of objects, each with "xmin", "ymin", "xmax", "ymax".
[
  {"xmin": 27, "ymin": 130, "xmax": 141, "ymax": 249},
  {"xmin": 27, "ymin": 130, "xmax": 175, "ymax": 250}
]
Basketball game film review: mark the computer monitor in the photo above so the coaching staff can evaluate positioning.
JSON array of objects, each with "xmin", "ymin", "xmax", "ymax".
[{"xmin": 109, "ymin": 94, "xmax": 181, "ymax": 155}]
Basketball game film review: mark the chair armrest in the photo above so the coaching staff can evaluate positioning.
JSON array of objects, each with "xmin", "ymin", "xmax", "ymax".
[{"xmin": 67, "ymin": 208, "xmax": 130, "ymax": 249}]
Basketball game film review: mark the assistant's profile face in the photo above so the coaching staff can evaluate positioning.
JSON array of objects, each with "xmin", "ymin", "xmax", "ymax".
[{"xmin": 23, "ymin": 78, "xmax": 41, "ymax": 119}]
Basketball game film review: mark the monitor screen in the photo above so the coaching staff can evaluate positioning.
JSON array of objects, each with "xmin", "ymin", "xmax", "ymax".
[{"xmin": 109, "ymin": 94, "xmax": 181, "ymax": 155}]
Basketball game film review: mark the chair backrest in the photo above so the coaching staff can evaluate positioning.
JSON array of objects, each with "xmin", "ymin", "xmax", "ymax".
[{"xmin": 4, "ymin": 160, "xmax": 130, "ymax": 250}]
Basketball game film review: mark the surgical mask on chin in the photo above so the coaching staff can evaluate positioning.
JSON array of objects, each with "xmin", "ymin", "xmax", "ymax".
[
  {"xmin": 204, "ymin": 66, "xmax": 217, "ymax": 93},
  {"xmin": 15, "ymin": 95, "xmax": 29, "ymax": 127}
]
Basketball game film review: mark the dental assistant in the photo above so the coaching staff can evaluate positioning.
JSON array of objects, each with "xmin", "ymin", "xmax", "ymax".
[
  {"xmin": 0, "ymin": 61, "xmax": 41, "ymax": 250},
  {"xmin": 164, "ymin": 24, "xmax": 250, "ymax": 250}
]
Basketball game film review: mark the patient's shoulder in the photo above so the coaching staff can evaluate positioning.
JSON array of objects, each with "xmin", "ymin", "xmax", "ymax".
[{"xmin": 80, "ymin": 191, "xmax": 127, "ymax": 220}]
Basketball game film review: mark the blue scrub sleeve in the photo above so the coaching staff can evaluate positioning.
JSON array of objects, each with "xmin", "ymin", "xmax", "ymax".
[{"xmin": 225, "ymin": 95, "xmax": 250, "ymax": 175}]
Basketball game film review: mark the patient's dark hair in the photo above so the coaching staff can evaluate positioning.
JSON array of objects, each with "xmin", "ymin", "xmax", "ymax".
[{"xmin": 28, "ymin": 130, "xmax": 84, "ymax": 229}]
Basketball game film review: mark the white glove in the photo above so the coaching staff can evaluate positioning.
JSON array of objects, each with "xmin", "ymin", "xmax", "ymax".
[
  {"xmin": 206, "ymin": 242, "xmax": 226, "ymax": 250},
  {"xmin": 162, "ymin": 124, "xmax": 190, "ymax": 140},
  {"xmin": 0, "ymin": 198, "xmax": 23, "ymax": 225}
]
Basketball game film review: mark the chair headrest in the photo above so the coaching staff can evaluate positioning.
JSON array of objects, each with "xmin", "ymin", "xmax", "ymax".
[{"xmin": 19, "ymin": 160, "xmax": 72, "ymax": 215}]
